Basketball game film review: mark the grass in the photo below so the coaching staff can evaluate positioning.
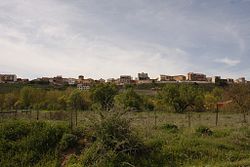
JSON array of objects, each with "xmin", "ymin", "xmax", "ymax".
[{"xmin": 0, "ymin": 111, "xmax": 250, "ymax": 166}]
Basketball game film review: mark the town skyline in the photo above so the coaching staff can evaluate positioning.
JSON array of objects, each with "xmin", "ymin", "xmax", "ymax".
[{"xmin": 0, "ymin": 71, "xmax": 248, "ymax": 83}]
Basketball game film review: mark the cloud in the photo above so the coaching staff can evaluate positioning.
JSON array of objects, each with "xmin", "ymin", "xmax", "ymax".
[
  {"xmin": 214, "ymin": 57, "xmax": 241, "ymax": 66},
  {"xmin": 0, "ymin": 0, "xmax": 250, "ymax": 79}
]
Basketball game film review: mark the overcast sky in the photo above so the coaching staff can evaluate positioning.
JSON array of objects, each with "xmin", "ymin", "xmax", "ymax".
[{"xmin": 1, "ymin": 0, "xmax": 250, "ymax": 80}]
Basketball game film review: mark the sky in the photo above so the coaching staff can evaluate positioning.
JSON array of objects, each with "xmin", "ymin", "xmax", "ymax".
[{"xmin": 0, "ymin": 0, "xmax": 250, "ymax": 80}]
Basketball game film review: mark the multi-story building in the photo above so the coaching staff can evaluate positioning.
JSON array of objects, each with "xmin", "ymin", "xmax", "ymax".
[
  {"xmin": 235, "ymin": 77, "xmax": 246, "ymax": 84},
  {"xmin": 226, "ymin": 78, "xmax": 234, "ymax": 84},
  {"xmin": 77, "ymin": 84, "xmax": 90, "ymax": 91},
  {"xmin": 136, "ymin": 79, "xmax": 153, "ymax": 84},
  {"xmin": 206, "ymin": 77, "xmax": 212, "ymax": 83},
  {"xmin": 107, "ymin": 78, "xmax": 116, "ymax": 83},
  {"xmin": 119, "ymin": 75, "xmax": 132, "ymax": 84},
  {"xmin": 187, "ymin": 72, "xmax": 207, "ymax": 81},
  {"xmin": 17, "ymin": 78, "xmax": 29, "ymax": 83},
  {"xmin": 66, "ymin": 78, "xmax": 77, "ymax": 85},
  {"xmin": 160, "ymin": 75, "xmax": 173, "ymax": 81},
  {"xmin": 77, "ymin": 75, "xmax": 84, "ymax": 84},
  {"xmin": 0, "ymin": 74, "xmax": 17, "ymax": 83},
  {"xmin": 138, "ymin": 72, "xmax": 150, "ymax": 80},
  {"xmin": 212, "ymin": 76, "xmax": 221, "ymax": 83},
  {"xmin": 160, "ymin": 74, "xmax": 186, "ymax": 82},
  {"xmin": 173, "ymin": 75, "xmax": 186, "ymax": 81},
  {"xmin": 98, "ymin": 78, "xmax": 105, "ymax": 83}
]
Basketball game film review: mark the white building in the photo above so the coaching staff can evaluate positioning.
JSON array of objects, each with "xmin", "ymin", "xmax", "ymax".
[{"xmin": 77, "ymin": 84, "xmax": 90, "ymax": 91}]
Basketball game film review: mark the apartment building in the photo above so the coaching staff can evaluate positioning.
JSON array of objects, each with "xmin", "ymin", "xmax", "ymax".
[
  {"xmin": 212, "ymin": 76, "xmax": 221, "ymax": 83},
  {"xmin": 160, "ymin": 74, "xmax": 186, "ymax": 81},
  {"xmin": 187, "ymin": 72, "xmax": 207, "ymax": 81},
  {"xmin": 119, "ymin": 75, "xmax": 132, "ymax": 84},
  {"xmin": 173, "ymin": 75, "xmax": 186, "ymax": 81},
  {"xmin": 0, "ymin": 74, "xmax": 17, "ymax": 83},
  {"xmin": 235, "ymin": 77, "xmax": 246, "ymax": 84},
  {"xmin": 138, "ymin": 72, "xmax": 150, "ymax": 80},
  {"xmin": 160, "ymin": 75, "xmax": 173, "ymax": 81},
  {"xmin": 77, "ymin": 84, "xmax": 90, "ymax": 91}
]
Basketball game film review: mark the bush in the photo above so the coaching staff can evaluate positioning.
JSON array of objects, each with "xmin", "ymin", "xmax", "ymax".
[
  {"xmin": 0, "ymin": 120, "xmax": 68, "ymax": 167},
  {"xmin": 59, "ymin": 133, "xmax": 78, "ymax": 151},
  {"xmin": 196, "ymin": 126, "xmax": 213, "ymax": 136},
  {"xmin": 96, "ymin": 114, "xmax": 143, "ymax": 154},
  {"xmin": 79, "ymin": 113, "xmax": 147, "ymax": 166},
  {"xmin": 162, "ymin": 123, "xmax": 179, "ymax": 133}
]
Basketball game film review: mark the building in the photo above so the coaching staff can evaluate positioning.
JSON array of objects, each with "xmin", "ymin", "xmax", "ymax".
[
  {"xmin": 188, "ymin": 72, "xmax": 206, "ymax": 81},
  {"xmin": 138, "ymin": 72, "xmax": 150, "ymax": 80},
  {"xmin": 107, "ymin": 78, "xmax": 116, "ymax": 83},
  {"xmin": 51, "ymin": 75, "xmax": 66, "ymax": 85},
  {"xmin": 66, "ymin": 78, "xmax": 77, "ymax": 85},
  {"xmin": 77, "ymin": 84, "xmax": 90, "ymax": 91},
  {"xmin": 17, "ymin": 78, "xmax": 29, "ymax": 83},
  {"xmin": 136, "ymin": 79, "xmax": 153, "ymax": 84},
  {"xmin": 226, "ymin": 78, "xmax": 234, "ymax": 84},
  {"xmin": 160, "ymin": 75, "xmax": 173, "ymax": 81},
  {"xmin": 206, "ymin": 77, "xmax": 212, "ymax": 83},
  {"xmin": 0, "ymin": 74, "xmax": 17, "ymax": 83},
  {"xmin": 77, "ymin": 75, "xmax": 84, "ymax": 84},
  {"xmin": 173, "ymin": 75, "xmax": 186, "ymax": 81},
  {"xmin": 119, "ymin": 75, "xmax": 132, "ymax": 84},
  {"xmin": 212, "ymin": 76, "xmax": 221, "ymax": 83},
  {"xmin": 235, "ymin": 77, "xmax": 246, "ymax": 84},
  {"xmin": 98, "ymin": 78, "xmax": 105, "ymax": 83},
  {"xmin": 160, "ymin": 74, "xmax": 186, "ymax": 82}
]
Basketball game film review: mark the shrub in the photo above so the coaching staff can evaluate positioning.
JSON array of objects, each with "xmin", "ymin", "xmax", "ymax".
[
  {"xmin": 59, "ymin": 133, "xmax": 78, "ymax": 151},
  {"xmin": 96, "ymin": 114, "xmax": 143, "ymax": 154},
  {"xmin": 0, "ymin": 120, "xmax": 68, "ymax": 167},
  {"xmin": 196, "ymin": 126, "xmax": 213, "ymax": 136},
  {"xmin": 80, "ymin": 113, "xmax": 147, "ymax": 166},
  {"xmin": 162, "ymin": 123, "xmax": 179, "ymax": 133}
]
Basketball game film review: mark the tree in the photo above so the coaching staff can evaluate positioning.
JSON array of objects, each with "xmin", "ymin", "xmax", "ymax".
[
  {"xmin": 114, "ymin": 87, "xmax": 143, "ymax": 111},
  {"xmin": 204, "ymin": 87, "xmax": 224, "ymax": 111},
  {"xmin": 45, "ymin": 90, "xmax": 62, "ymax": 111},
  {"xmin": 68, "ymin": 90, "xmax": 87, "ymax": 128},
  {"xmin": 19, "ymin": 87, "xmax": 35, "ymax": 109},
  {"xmin": 32, "ymin": 89, "xmax": 46, "ymax": 120},
  {"xmin": 158, "ymin": 84, "xmax": 202, "ymax": 113},
  {"xmin": 91, "ymin": 84, "xmax": 118, "ymax": 111},
  {"xmin": 4, "ymin": 92, "xmax": 18, "ymax": 110},
  {"xmin": 227, "ymin": 84, "xmax": 250, "ymax": 123}
]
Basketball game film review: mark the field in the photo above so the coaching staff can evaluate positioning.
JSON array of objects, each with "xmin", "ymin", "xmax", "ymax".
[{"xmin": 1, "ymin": 111, "xmax": 250, "ymax": 166}]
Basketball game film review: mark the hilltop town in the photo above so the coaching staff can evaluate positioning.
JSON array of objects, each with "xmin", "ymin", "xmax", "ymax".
[{"xmin": 0, "ymin": 72, "xmax": 248, "ymax": 91}]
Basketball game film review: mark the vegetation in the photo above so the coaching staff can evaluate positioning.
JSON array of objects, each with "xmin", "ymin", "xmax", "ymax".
[{"xmin": 0, "ymin": 82, "xmax": 250, "ymax": 166}]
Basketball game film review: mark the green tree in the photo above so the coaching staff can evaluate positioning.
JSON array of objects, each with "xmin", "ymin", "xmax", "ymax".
[
  {"xmin": 32, "ymin": 89, "xmax": 46, "ymax": 120},
  {"xmin": 91, "ymin": 84, "xmax": 118, "ymax": 111},
  {"xmin": 4, "ymin": 92, "xmax": 18, "ymax": 110},
  {"xmin": 158, "ymin": 84, "xmax": 202, "ymax": 113},
  {"xmin": 68, "ymin": 90, "xmax": 87, "ymax": 128},
  {"xmin": 19, "ymin": 87, "xmax": 35, "ymax": 109},
  {"xmin": 227, "ymin": 84, "xmax": 250, "ymax": 123},
  {"xmin": 114, "ymin": 88, "xmax": 143, "ymax": 111},
  {"xmin": 204, "ymin": 87, "xmax": 224, "ymax": 111},
  {"xmin": 45, "ymin": 90, "xmax": 62, "ymax": 111}
]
